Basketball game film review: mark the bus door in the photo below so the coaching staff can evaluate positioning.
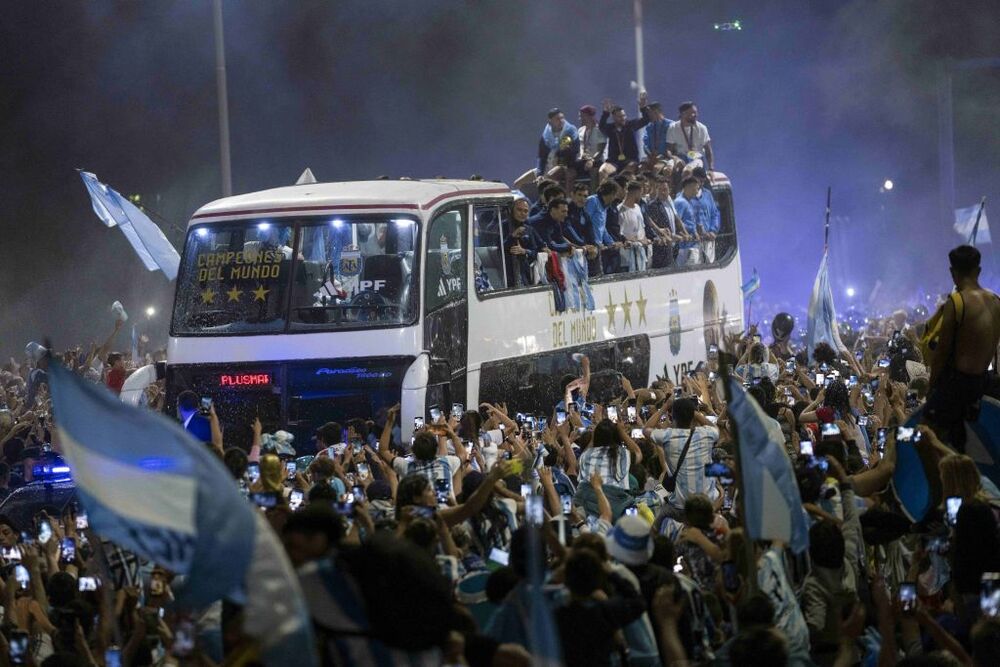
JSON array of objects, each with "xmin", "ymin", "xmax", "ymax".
[{"xmin": 423, "ymin": 206, "xmax": 468, "ymax": 416}]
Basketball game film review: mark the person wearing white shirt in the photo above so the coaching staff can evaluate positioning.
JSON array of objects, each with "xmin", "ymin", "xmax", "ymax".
[
  {"xmin": 666, "ymin": 102, "xmax": 713, "ymax": 172},
  {"xmin": 576, "ymin": 105, "xmax": 607, "ymax": 187},
  {"xmin": 617, "ymin": 181, "xmax": 649, "ymax": 272}
]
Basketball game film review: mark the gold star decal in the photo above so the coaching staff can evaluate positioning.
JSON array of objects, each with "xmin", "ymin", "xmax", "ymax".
[
  {"xmin": 636, "ymin": 287, "xmax": 648, "ymax": 326},
  {"xmin": 621, "ymin": 288, "xmax": 633, "ymax": 329},
  {"xmin": 604, "ymin": 291, "xmax": 617, "ymax": 331},
  {"xmin": 252, "ymin": 284, "xmax": 270, "ymax": 302},
  {"xmin": 200, "ymin": 287, "xmax": 216, "ymax": 304},
  {"xmin": 226, "ymin": 286, "xmax": 243, "ymax": 302}
]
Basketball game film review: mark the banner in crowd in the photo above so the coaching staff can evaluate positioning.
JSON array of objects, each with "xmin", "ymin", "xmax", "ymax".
[
  {"xmin": 805, "ymin": 249, "xmax": 848, "ymax": 361},
  {"xmin": 954, "ymin": 201, "xmax": 990, "ymax": 246},
  {"xmin": 48, "ymin": 362, "xmax": 317, "ymax": 667},
  {"xmin": 894, "ymin": 399, "xmax": 1000, "ymax": 522},
  {"xmin": 79, "ymin": 171, "xmax": 180, "ymax": 280},
  {"xmin": 727, "ymin": 378, "xmax": 810, "ymax": 553}
]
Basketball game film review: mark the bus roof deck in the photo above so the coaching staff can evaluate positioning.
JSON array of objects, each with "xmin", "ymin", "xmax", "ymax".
[{"xmin": 190, "ymin": 179, "xmax": 514, "ymax": 223}]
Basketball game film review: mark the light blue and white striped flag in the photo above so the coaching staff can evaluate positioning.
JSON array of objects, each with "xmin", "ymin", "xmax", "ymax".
[
  {"xmin": 527, "ymin": 525, "xmax": 562, "ymax": 666},
  {"xmin": 805, "ymin": 250, "xmax": 848, "ymax": 361},
  {"xmin": 955, "ymin": 201, "xmax": 990, "ymax": 246},
  {"xmin": 741, "ymin": 268, "xmax": 760, "ymax": 297},
  {"xmin": 728, "ymin": 378, "xmax": 810, "ymax": 553},
  {"xmin": 79, "ymin": 171, "xmax": 180, "ymax": 280},
  {"xmin": 48, "ymin": 362, "xmax": 317, "ymax": 667},
  {"xmin": 130, "ymin": 325, "xmax": 139, "ymax": 366}
]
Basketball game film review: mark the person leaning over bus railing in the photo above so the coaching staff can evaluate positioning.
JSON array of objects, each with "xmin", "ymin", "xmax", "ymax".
[
  {"xmin": 643, "ymin": 177, "xmax": 683, "ymax": 269},
  {"xmin": 673, "ymin": 175, "xmax": 706, "ymax": 267},
  {"xmin": 584, "ymin": 181, "xmax": 624, "ymax": 277},
  {"xmin": 617, "ymin": 181, "xmax": 652, "ymax": 273}
]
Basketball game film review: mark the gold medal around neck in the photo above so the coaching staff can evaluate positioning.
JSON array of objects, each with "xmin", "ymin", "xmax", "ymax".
[{"xmin": 618, "ymin": 153, "xmax": 626, "ymax": 161}]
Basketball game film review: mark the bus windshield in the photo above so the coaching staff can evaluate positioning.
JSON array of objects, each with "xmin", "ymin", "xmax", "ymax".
[{"xmin": 172, "ymin": 216, "xmax": 420, "ymax": 335}]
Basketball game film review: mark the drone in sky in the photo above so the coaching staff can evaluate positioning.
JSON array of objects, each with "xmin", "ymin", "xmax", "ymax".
[{"xmin": 713, "ymin": 20, "xmax": 743, "ymax": 31}]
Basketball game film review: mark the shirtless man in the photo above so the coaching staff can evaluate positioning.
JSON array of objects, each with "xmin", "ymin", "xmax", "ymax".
[{"xmin": 925, "ymin": 245, "xmax": 1000, "ymax": 450}]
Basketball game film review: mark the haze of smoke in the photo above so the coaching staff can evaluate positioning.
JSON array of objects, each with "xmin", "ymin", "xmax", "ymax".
[{"xmin": 1, "ymin": 1, "xmax": 997, "ymax": 359}]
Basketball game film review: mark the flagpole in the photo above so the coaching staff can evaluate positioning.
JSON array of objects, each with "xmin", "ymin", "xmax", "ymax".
[
  {"xmin": 719, "ymin": 355, "xmax": 758, "ymax": 594},
  {"xmin": 824, "ymin": 187, "xmax": 832, "ymax": 250},
  {"xmin": 212, "ymin": 0, "xmax": 233, "ymax": 197},
  {"xmin": 970, "ymin": 196, "xmax": 987, "ymax": 246}
]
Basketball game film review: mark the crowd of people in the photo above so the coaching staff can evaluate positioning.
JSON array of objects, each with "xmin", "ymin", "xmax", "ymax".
[
  {"xmin": 476, "ymin": 93, "xmax": 722, "ymax": 305},
  {"xmin": 3, "ymin": 111, "xmax": 1000, "ymax": 666},
  {"xmin": 1, "ymin": 244, "xmax": 1000, "ymax": 666}
]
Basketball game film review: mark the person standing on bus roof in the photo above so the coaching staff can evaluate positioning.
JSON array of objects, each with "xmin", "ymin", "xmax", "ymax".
[
  {"xmin": 532, "ymin": 198, "xmax": 577, "ymax": 253},
  {"xmin": 642, "ymin": 102, "xmax": 673, "ymax": 172},
  {"xmin": 567, "ymin": 183, "xmax": 593, "ymax": 242},
  {"xmin": 576, "ymin": 105, "xmax": 607, "ymax": 188},
  {"xmin": 584, "ymin": 181, "xmax": 623, "ymax": 276},
  {"xmin": 667, "ymin": 102, "xmax": 714, "ymax": 174},
  {"xmin": 617, "ymin": 182, "xmax": 649, "ymax": 272},
  {"xmin": 673, "ymin": 176, "xmax": 704, "ymax": 267},
  {"xmin": 534, "ymin": 198, "xmax": 595, "ymax": 312},
  {"xmin": 645, "ymin": 177, "xmax": 683, "ymax": 268},
  {"xmin": 571, "ymin": 183, "xmax": 605, "ymax": 278},
  {"xmin": 598, "ymin": 91, "xmax": 652, "ymax": 183},
  {"xmin": 512, "ymin": 109, "xmax": 579, "ymax": 194},
  {"xmin": 690, "ymin": 166, "xmax": 720, "ymax": 264},
  {"xmin": 529, "ymin": 183, "xmax": 564, "ymax": 220}
]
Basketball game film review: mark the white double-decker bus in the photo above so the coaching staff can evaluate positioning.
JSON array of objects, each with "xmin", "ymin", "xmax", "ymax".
[{"xmin": 166, "ymin": 178, "xmax": 744, "ymax": 447}]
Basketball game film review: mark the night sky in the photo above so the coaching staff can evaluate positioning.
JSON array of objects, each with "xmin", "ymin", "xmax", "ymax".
[{"xmin": 2, "ymin": 1, "xmax": 998, "ymax": 359}]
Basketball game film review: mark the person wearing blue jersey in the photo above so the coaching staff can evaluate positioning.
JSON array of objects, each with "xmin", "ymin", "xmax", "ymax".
[
  {"xmin": 514, "ymin": 108, "xmax": 579, "ymax": 194},
  {"xmin": 584, "ymin": 181, "xmax": 624, "ymax": 276},
  {"xmin": 642, "ymin": 102, "xmax": 673, "ymax": 174},
  {"xmin": 690, "ymin": 166, "xmax": 720, "ymax": 262},
  {"xmin": 673, "ymin": 176, "xmax": 705, "ymax": 266}
]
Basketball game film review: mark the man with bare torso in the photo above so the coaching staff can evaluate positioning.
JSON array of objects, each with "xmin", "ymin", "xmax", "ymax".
[{"xmin": 925, "ymin": 245, "xmax": 1000, "ymax": 450}]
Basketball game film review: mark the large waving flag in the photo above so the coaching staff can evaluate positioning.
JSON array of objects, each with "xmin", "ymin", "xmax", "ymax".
[
  {"xmin": 741, "ymin": 268, "xmax": 760, "ymax": 298},
  {"xmin": 894, "ymin": 398, "xmax": 1000, "ymax": 522},
  {"xmin": 79, "ymin": 171, "xmax": 180, "ymax": 280},
  {"xmin": 527, "ymin": 525, "xmax": 562, "ymax": 666},
  {"xmin": 48, "ymin": 362, "xmax": 316, "ymax": 666},
  {"xmin": 805, "ymin": 250, "xmax": 848, "ymax": 361},
  {"xmin": 955, "ymin": 199, "xmax": 990, "ymax": 246},
  {"xmin": 727, "ymin": 378, "xmax": 810, "ymax": 553}
]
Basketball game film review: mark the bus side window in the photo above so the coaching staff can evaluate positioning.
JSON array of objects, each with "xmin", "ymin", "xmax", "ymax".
[
  {"xmin": 473, "ymin": 205, "xmax": 505, "ymax": 292},
  {"xmin": 424, "ymin": 208, "xmax": 466, "ymax": 313}
]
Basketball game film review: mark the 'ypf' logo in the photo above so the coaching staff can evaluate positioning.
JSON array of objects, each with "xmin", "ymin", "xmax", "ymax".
[{"xmin": 668, "ymin": 289, "xmax": 681, "ymax": 355}]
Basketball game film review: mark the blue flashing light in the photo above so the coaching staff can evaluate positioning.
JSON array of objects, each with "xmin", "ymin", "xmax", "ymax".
[{"xmin": 32, "ymin": 462, "xmax": 73, "ymax": 481}]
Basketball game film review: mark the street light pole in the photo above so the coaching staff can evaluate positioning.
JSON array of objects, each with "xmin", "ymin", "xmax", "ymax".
[
  {"xmin": 633, "ymin": 0, "xmax": 645, "ymax": 93},
  {"xmin": 938, "ymin": 58, "xmax": 1000, "ymax": 224},
  {"xmin": 212, "ymin": 0, "xmax": 233, "ymax": 197}
]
